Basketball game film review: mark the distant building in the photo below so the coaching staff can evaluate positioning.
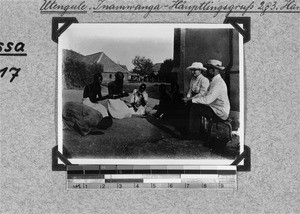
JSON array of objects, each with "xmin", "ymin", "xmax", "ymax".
[
  {"xmin": 118, "ymin": 64, "xmax": 128, "ymax": 71},
  {"xmin": 128, "ymin": 72, "xmax": 141, "ymax": 82},
  {"xmin": 83, "ymin": 52, "xmax": 130, "ymax": 82},
  {"xmin": 63, "ymin": 49, "xmax": 130, "ymax": 83}
]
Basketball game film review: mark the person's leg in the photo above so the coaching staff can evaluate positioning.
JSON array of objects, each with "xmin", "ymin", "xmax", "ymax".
[
  {"xmin": 154, "ymin": 105, "xmax": 164, "ymax": 118},
  {"xmin": 188, "ymin": 103, "xmax": 217, "ymax": 138},
  {"xmin": 197, "ymin": 104, "xmax": 218, "ymax": 119},
  {"xmin": 172, "ymin": 104, "xmax": 188, "ymax": 134},
  {"xmin": 189, "ymin": 104, "xmax": 202, "ymax": 134}
]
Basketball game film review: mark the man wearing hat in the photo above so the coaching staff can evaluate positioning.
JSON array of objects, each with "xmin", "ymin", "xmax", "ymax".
[{"xmin": 189, "ymin": 59, "xmax": 230, "ymax": 138}]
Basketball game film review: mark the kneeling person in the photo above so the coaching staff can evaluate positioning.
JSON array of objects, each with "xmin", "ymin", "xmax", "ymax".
[{"xmin": 63, "ymin": 102, "xmax": 112, "ymax": 136}]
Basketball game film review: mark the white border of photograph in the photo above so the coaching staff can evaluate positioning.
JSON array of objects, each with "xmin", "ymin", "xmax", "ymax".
[{"xmin": 57, "ymin": 23, "xmax": 244, "ymax": 166}]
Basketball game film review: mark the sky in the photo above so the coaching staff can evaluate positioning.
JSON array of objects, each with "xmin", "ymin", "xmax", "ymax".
[{"xmin": 59, "ymin": 24, "xmax": 175, "ymax": 70}]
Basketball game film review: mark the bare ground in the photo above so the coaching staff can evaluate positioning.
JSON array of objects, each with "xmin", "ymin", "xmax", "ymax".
[{"xmin": 62, "ymin": 85, "xmax": 239, "ymax": 160}]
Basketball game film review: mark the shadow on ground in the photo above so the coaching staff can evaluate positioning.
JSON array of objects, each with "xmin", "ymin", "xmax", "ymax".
[
  {"xmin": 62, "ymin": 88, "xmax": 239, "ymax": 161},
  {"xmin": 63, "ymin": 115, "xmax": 238, "ymax": 160}
]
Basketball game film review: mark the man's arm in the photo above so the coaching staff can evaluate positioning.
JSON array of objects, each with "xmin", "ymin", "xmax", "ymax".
[
  {"xmin": 186, "ymin": 88, "xmax": 192, "ymax": 98},
  {"xmin": 96, "ymin": 89, "xmax": 109, "ymax": 101},
  {"xmin": 199, "ymin": 78, "xmax": 210, "ymax": 96},
  {"xmin": 192, "ymin": 84, "xmax": 219, "ymax": 105},
  {"xmin": 96, "ymin": 96, "xmax": 109, "ymax": 101},
  {"xmin": 109, "ymin": 92, "xmax": 129, "ymax": 99}
]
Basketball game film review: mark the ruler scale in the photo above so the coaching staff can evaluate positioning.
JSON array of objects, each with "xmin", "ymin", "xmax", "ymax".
[{"xmin": 67, "ymin": 165, "xmax": 237, "ymax": 190}]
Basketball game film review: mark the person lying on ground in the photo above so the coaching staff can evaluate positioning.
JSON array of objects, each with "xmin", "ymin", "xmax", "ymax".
[{"xmin": 63, "ymin": 102, "xmax": 112, "ymax": 136}]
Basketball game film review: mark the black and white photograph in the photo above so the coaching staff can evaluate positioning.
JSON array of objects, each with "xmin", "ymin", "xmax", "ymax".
[
  {"xmin": 57, "ymin": 23, "xmax": 244, "ymax": 165},
  {"xmin": 3, "ymin": 0, "xmax": 300, "ymax": 210}
]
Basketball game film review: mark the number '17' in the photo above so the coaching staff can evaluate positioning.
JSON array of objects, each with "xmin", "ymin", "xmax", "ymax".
[{"xmin": 0, "ymin": 67, "xmax": 21, "ymax": 82}]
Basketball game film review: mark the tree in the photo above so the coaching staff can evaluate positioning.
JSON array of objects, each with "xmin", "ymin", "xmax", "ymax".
[
  {"xmin": 159, "ymin": 59, "xmax": 174, "ymax": 83},
  {"xmin": 87, "ymin": 63, "xmax": 103, "ymax": 83},
  {"xmin": 132, "ymin": 56, "xmax": 154, "ymax": 76},
  {"xmin": 63, "ymin": 59, "xmax": 103, "ymax": 89},
  {"xmin": 63, "ymin": 59, "xmax": 87, "ymax": 89}
]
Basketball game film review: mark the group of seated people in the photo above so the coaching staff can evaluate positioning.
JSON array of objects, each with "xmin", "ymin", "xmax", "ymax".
[
  {"xmin": 63, "ymin": 59, "xmax": 230, "ymax": 140},
  {"xmin": 62, "ymin": 71, "xmax": 149, "ymax": 136},
  {"xmin": 151, "ymin": 59, "xmax": 230, "ymax": 140}
]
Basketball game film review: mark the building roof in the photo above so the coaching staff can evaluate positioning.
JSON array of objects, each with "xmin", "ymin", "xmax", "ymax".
[
  {"xmin": 84, "ymin": 52, "xmax": 129, "ymax": 74},
  {"xmin": 83, "ymin": 52, "xmax": 103, "ymax": 65},
  {"xmin": 118, "ymin": 64, "xmax": 128, "ymax": 70},
  {"xmin": 63, "ymin": 49, "xmax": 84, "ymax": 61},
  {"xmin": 63, "ymin": 49, "xmax": 129, "ymax": 74}
]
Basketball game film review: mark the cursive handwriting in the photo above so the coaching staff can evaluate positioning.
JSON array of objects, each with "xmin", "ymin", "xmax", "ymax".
[
  {"xmin": 169, "ymin": 0, "xmax": 255, "ymax": 17},
  {"xmin": 0, "ymin": 42, "xmax": 25, "ymax": 82},
  {"xmin": 39, "ymin": 0, "xmax": 300, "ymax": 18},
  {"xmin": 93, "ymin": 0, "xmax": 163, "ymax": 18},
  {"xmin": 280, "ymin": 0, "xmax": 300, "ymax": 10},
  {"xmin": 0, "ymin": 67, "xmax": 21, "ymax": 82},
  {"xmin": 0, "ymin": 42, "xmax": 25, "ymax": 53},
  {"xmin": 40, "ymin": 0, "xmax": 87, "ymax": 16}
]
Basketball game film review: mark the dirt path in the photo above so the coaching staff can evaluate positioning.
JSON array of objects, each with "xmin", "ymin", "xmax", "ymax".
[{"xmin": 62, "ymin": 89, "xmax": 237, "ymax": 160}]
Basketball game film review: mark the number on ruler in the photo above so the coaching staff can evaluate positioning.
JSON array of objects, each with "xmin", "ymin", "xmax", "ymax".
[
  {"xmin": 185, "ymin": 183, "xmax": 190, "ymax": 188},
  {"xmin": 135, "ymin": 184, "xmax": 139, "ymax": 188},
  {"xmin": 151, "ymin": 183, "xmax": 156, "ymax": 188},
  {"xmin": 169, "ymin": 183, "xmax": 173, "ymax": 188},
  {"xmin": 72, "ymin": 184, "xmax": 81, "ymax": 189},
  {"xmin": 219, "ymin": 183, "xmax": 224, "ymax": 188},
  {"xmin": 203, "ymin": 183, "xmax": 207, "ymax": 188},
  {"xmin": 100, "ymin": 184, "xmax": 106, "ymax": 189},
  {"xmin": 118, "ymin": 183, "xmax": 122, "ymax": 188}
]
